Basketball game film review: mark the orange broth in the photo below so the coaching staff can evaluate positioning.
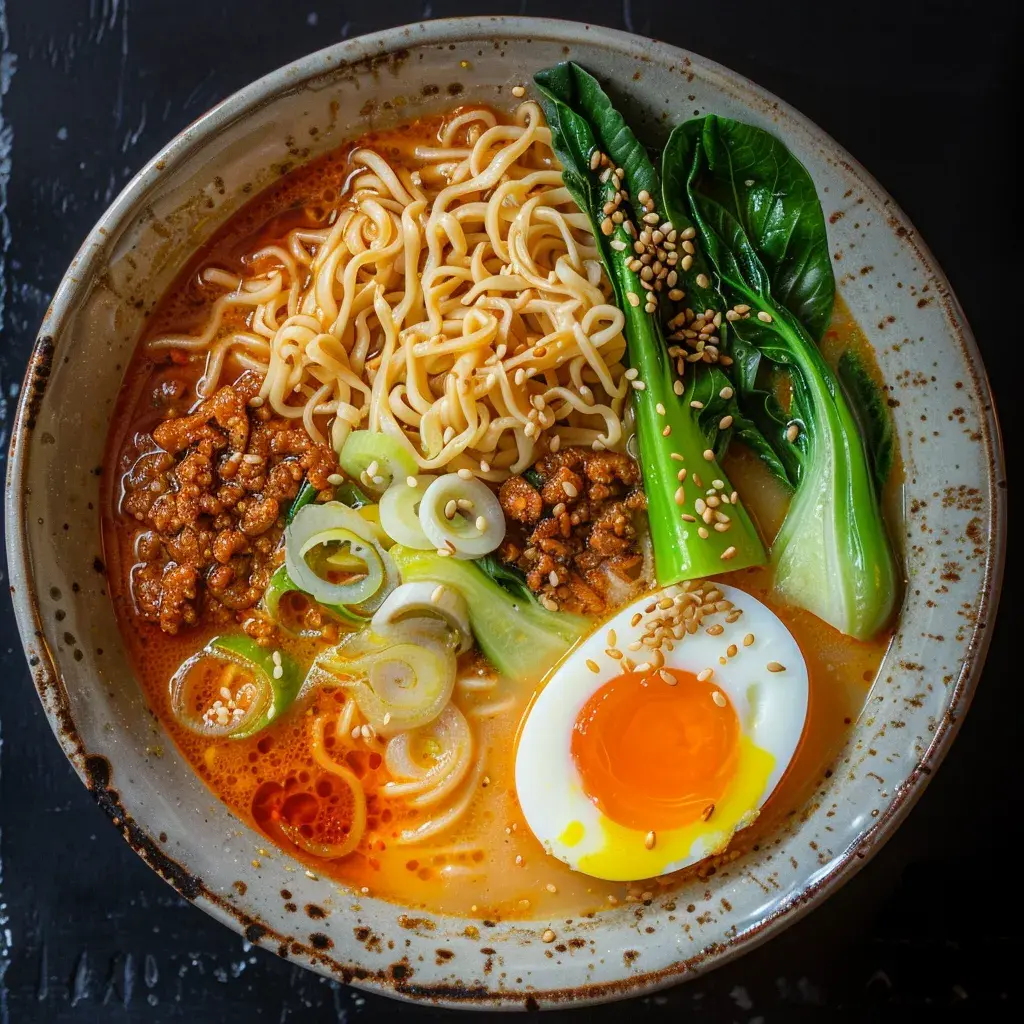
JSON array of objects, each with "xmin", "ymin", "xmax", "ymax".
[{"xmin": 101, "ymin": 116, "xmax": 895, "ymax": 921}]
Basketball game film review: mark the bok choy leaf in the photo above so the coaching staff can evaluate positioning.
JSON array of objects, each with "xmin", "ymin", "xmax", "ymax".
[{"xmin": 661, "ymin": 115, "xmax": 898, "ymax": 639}]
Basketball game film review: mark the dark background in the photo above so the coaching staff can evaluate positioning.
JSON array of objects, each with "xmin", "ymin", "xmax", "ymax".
[{"xmin": 0, "ymin": 1, "xmax": 1019, "ymax": 1021}]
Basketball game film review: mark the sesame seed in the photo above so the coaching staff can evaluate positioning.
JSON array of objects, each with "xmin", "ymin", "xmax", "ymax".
[
  {"xmin": 712, "ymin": 690, "xmax": 727, "ymax": 707},
  {"xmin": 696, "ymin": 273, "xmax": 710, "ymax": 288},
  {"xmin": 767, "ymin": 661, "xmax": 786, "ymax": 672},
  {"xmin": 542, "ymin": 928, "xmax": 556, "ymax": 943},
  {"xmin": 550, "ymin": 435, "xmax": 562, "ymax": 453},
  {"xmin": 757, "ymin": 310, "xmax": 773, "ymax": 323},
  {"xmin": 719, "ymin": 415, "xmax": 733, "ymax": 429},
  {"xmin": 721, "ymin": 545, "xmax": 738, "ymax": 560},
  {"xmin": 590, "ymin": 150, "xmax": 602, "ymax": 171},
  {"xmin": 606, "ymin": 628, "xmax": 617, "ymax": 647},
  {"xmin": 706, "ymin": 624, "xmax": 724, "ymax": 636},
  {"xmin": 437, "ymin": 546, "xmax": 452, "ymax": 557},
  {"xmin": 668, "ymin": 288, "xmax": 685, "ymax": 301},
  {"xmin": 714, "ymin": 522, "xmax": 731, "ymax": 532},
  {"xmin": 727, "ymin": 644, "xmax": 738, "ymax": 657},
  {"xmin": 480, "ymin": 460, "xmax": 491, "ymax": 472},
  {"xmin": 701, "ymin": 803, "xmax": 715, "ymax": 821},
  {"xmin": 656, "ymin": 402, "xmax": 666, "ymax": 415},
  {"xmin": 562, "ymin": 480, "xmax": 578, "ymax": 499},
  {"xmin": 786, "ymin": 423, "xmax": 801, "ymax": 442},
  {"xmin": 703, "ymin": 449, "xmax": 715, "ymax": 461},
  {"xmin": 681, "ymin": 513, "xmax": 697, "ymax": 522},
  {"xmin": 735, "ymin": 304, "xmax": 751, "ymax": 314},
  {"xmin": 457, "ymin": 468, "xmax": 473, "ymax": 480},
  {"xmin": 644, "ymin": 830, "xmax": 657, "ymax": 850},
  {"xmin": 698, "ymin": 526, "xmax": 709, "ymax": 538},
  {"xmin": 674, "ymin": 486, "xmax": 686, "ymax": 505},
  {"xmin": 743, "ymin": 633, "xmax": 755, "ymax": 646},
  {"xmin": 642, "ymin": 211, "xmax": 660, "ymax": 225},
  {"xmin": 697, "ymin": 668, "xmax": 713, "ymax": 682},
  {"xmin": 606, "ymin": 648, "xmax": 623, "ymax": 660},
  {"xmin": 444, "ymin": 499, "xmax": 458, "ymax": 520},
  {"xmin": 406, "ymin": 475, "xmax": 418, "ymax": 488},
  {"xmin": 673, "ymin": 379, "xmax": 685, "ymax": 396},
  {"xmin": 662, "ymin": 424, "xmax": 672, "ymax": 437},
  {"xmin": 541, "ymin": 596, "xmax": 559, "ymax": 611},
  {"xmin": 430, "ymin": 585, "xmax": 445, "ymax": 604},
  {"xmin": 681, "ymin": 254, "xmax": 694, "ymax": 271},
  {"xmin": 546, "ymin": 883, "xmax": 558, "ymax": 893},
  {"xmin": 512, "ymin": 85, "xmax": 526, "ymax": 97},
  {"xmin": 476, "ymin": 515, "xmax": 488, "ymax": 532},
  {"xmin": 627, "ymin": 291, "xmax": 641, "ymax": 307},
  {"xmin": 677, "ymin": 468, "xmax": 688, "ymax": 482},
  {"xmin": 670, "ymin": 452, "xmax": 684, "ymax": 461},
  {"xmin": 610, "ymin": 239, "xmax": 627, "ymax": 251},
  {"xmin": 601, "ymin": 218, "xmax": 614, "ymax": 236},
  {"xmin": 631, "ymin": 380, "xmax": 646, "ymax": 391},
  {"xmin": 624, "ymin": 367, "xmax": 639, "ymax": 380},
  {"xmin": 586, "ymin": 659, "xmax": 600, "ymax": 673},
  {"xmin": 630, "ymin": 612, "xmax": 643, "ymax": 627}
]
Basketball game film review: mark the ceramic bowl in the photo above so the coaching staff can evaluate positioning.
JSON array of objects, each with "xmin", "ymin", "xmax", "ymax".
[{"xmin": 5, "ymin": 16, "xmax": 1005, "ymax": 1010}]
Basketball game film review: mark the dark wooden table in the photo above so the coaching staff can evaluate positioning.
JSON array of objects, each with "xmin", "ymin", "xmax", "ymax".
[{"xmin": 0, "ymin": 2, "xmax": 1019, "ymax": 1021}]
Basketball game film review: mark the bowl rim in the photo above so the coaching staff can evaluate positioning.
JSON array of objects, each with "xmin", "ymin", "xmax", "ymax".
[{"xmin": 5, "ymin": 14, "xmax": 1007, "ymax": 1010}]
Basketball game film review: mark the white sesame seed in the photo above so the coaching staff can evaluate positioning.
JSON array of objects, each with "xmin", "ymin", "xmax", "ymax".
[
  {"xmin": 644, "ymin": 830, "xmax": 657, "ymax": 850},
  {"xmin": 690, "ymin": 400, "xmax": 704, "ymax": 409},
  {"xmin": 767, "ymin": 661, "xmax": 786, "ymax": 672},
  {"xmin": 712, "ymin": 690, "xmax": 727, "ymax": 707},
  {"xmin": 631, "ymin": 380, "xmax": 646, "ymax": 391},
  {"xmin": 703, "ymin": 449, "xmax": 715, "ymax": 461},
  {"xmin": 697, "ymin": 668, "xmax": 713, "ymax": 682},
  {"xmin": 721, "ymin": 545, "xmax": 738, "ymax": 560},
  {"xmin": 757, "ymin": 310, "xmax": 773, "ymax": 323},
  {"xmin": 457, "ymin": 468, "xmax": 473, "ymax": 480},
  {"xmin": 627, "ymin": 291, "xmax": 641, "ymax": 307}
]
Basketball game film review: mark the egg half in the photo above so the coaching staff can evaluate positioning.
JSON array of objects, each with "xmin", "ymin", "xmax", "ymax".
[{"xmin": 514, "ymin": 582, "xmax": 809, "ymax": 881}]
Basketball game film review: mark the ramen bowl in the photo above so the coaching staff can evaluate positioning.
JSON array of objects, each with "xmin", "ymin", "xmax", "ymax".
[{"xmin": 5, "ymin": 16, "xmax": 1005, "ymax": 1009}]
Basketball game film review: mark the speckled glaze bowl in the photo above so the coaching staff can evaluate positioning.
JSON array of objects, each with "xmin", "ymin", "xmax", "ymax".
[{"xmin": 5, "ymin": 16, "xmax": 1005, "ymax": 1010}]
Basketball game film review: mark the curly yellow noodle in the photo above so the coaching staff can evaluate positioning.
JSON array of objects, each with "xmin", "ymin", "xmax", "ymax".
[{"xmin": 145, "ymin": 101, "xmax": 629, "ymax": 479}]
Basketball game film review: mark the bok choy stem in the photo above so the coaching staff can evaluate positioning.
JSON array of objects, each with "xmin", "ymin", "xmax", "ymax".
[{"xmin": 534, "ymin": 62, "xmax": 767, "ymax": 585}]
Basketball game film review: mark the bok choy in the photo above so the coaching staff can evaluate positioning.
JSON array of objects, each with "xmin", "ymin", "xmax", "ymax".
[
  {"xmin": 661, "ymin": 116, "xmax": 898, "ymax": 638},
  {"xmin": 534, "ymin": 63, "xmax": 767, "ymax": 585}
]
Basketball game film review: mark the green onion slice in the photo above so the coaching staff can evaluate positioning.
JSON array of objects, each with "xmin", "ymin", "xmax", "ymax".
[
  {"xmin": 338, "ymin": 430, "xmax": 419, "ymax": 497},
  {"xmin": 379, "ymin": 474, "xmax": 437, "ymax": 549},
  {"xmin": 169, "ymin": 634, "xmax": 302, "ymax": 739},
  {"xmin": 417, "ymin": 473, "xmax": 505, "ymax": 558},
  {"xmin": 285, "ymin": 501, "xmax": 397, "ymax": 611}
]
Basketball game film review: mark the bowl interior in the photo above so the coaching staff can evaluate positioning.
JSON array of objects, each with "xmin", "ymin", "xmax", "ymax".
[{"xmin": 7, "ymin": 17, "xmax": 1003, "ymax": 1009}]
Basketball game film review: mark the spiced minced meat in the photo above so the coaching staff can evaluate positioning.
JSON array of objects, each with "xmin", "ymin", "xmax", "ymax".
[
  {"xmin": 119, "ymin": 370, "xmax": 338, "ymax": 636},
  {"xmin": 498, "ymin": 447, "xmax": 648, "ymax": 614}
]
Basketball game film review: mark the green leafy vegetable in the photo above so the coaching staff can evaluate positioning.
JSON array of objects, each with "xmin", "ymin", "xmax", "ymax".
[
  {"xmin": 391, "ymin": 545, "xmax": 588, "ymax": 681},
  {"xmin": 837, "ymin": 348, "xmax": 895, "ymax": 493},
  {"xmin": 286, "ymin": 479, "xmax": 319, "ymax": 525},
  {"xmin": 534, "ymin": 62, "xmax": 767, "ymax": 585},
  {"xmin": 662, "ymin": 116, "xmax": 898, "ymax": 639},
  {"xmin": 473, "ymin": 553, "xmax": 536, "ymax": 604}
]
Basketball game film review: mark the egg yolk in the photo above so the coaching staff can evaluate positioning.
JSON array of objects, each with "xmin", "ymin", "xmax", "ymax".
[{"xmin": 571, "ymin": 669, "xmax": 740, "ymax": 832}]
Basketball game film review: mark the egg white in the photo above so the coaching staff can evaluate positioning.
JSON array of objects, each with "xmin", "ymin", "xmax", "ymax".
[{"xmin": 514, "ymin": 583, "xmax": 809, "ymax": 881}]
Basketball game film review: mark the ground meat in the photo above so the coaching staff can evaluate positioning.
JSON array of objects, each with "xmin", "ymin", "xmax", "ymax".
[
  {"xmin": 119, "ymin": 372, "xmax": 339, "ymax": 635},
  {"xmin": 498, "ymin": 476, "xmax": 544, "ymax": 524},
  {"xmin": 500, "ymin": 447, "xmax": 648, "ymax": 615}
]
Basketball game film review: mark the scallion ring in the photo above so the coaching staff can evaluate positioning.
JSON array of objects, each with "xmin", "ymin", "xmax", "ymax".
[
  {"xmin": 379, "ymin": 474, "xmax": 437, "ymax": 549},
  {"xmin": 417, "ymin": 473, "xmax": 505, "ymax": 558}
]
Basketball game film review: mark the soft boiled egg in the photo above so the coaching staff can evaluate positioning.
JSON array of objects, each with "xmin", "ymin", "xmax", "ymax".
[{"xmin": 514, "ymin": 582, "xmax": 808, "ymax": 881}]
